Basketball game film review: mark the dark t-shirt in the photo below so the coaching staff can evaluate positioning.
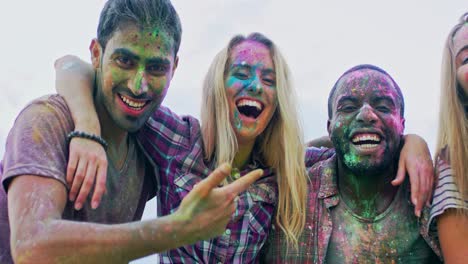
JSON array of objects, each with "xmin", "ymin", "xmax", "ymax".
[{"xmin": 0, "ymin": 95, "xmax": 157, "ymax": 263}]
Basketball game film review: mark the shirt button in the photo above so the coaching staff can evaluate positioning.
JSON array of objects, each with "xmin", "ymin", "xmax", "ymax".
[{"xmin": 225, "ymin": 229, "xmax": 231, "ymax": 235}]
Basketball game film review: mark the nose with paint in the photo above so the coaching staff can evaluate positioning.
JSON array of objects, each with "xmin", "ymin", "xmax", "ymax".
[
  {"xmin": 246, "ymin": 78, "xmax": 263, "ymax": 95},
  {"xmin": 356, "ymin": 104, "xmax": 378, "ymax": 125},
  {"xmin": 128, "ymin": 68, "xmax": 149, "ymax": 96}
]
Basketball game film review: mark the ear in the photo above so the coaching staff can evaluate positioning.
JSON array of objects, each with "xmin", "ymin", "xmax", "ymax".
[
  {"xmin": 327, "ymin": 120, "xmax": 331, "ymax": 135},
  {"xmin": 400, "ymin": 117, "xmax": 406, "ymax": 134},
  {"xmin": 171, "ymin": 56, "xmax": 179, "ymax": 78},
  {"xmin": 89, "ymin": 38, "xmax": 103, "ymax": 69}
]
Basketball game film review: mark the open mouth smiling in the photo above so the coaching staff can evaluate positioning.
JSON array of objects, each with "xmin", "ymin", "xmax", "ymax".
[
  {"xmin": 236, "ymin": 98, "xmax": 264, "ymax": 119},
  {"xmin": 118, "ymin": 93, "xmax": 150, "ymax": 111},
  {"xmin": 351, "ymin": 133, "xmax": 382, "ymax": 149}
]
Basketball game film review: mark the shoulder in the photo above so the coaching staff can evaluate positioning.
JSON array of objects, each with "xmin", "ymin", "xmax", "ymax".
[
  {"xmin": 16, "ymin": 94, "xmax": 71, "ymax": 123},
  {"xmin": 428, "ymin": 155, "xmax": 468, "ymax": 230},
  {"xmin": 305, "ymin": 146, "xmax": 335, "ymax": 167},
  {"xmin": 1, "ymin": 94, "xmax": 72, "ymax": 192},
  {"xmin": 140, "ymin": 105, "xmax": 202, "ymax": 150}
]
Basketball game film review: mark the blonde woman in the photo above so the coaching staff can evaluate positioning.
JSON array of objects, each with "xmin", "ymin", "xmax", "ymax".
[
  {"xmin": 55, "ymin": 33, "xmax": 434, "ymax": 263},
  {"xmin": 430, "ymin": 12, "xmax": 468, "ymax": 263},
  {"xmin": 56, "ymin": 33, "xmax": 323, "ymax": 263}
]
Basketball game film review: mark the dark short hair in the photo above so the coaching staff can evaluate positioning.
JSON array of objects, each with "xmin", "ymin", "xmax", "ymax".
[
  {"xmin": 97, "ymin": 0, "xmax": 182, "ymax": 55},
  {"xmin": 327, "ymin": 64, "xmax": 405, "ymax": 119}
]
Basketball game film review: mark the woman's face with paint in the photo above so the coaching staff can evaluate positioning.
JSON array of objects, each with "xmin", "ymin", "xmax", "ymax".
[
  {"xmin": 224, "ymin": 40, "xmax": 278, "ymax": 146},
  {"xmin": 454, "ymin": 24, "xmax": 468, "ymax": 98}
]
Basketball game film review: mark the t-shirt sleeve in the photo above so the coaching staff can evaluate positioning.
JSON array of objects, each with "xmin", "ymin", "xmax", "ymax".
[
  {"xmin": 428, "ymin": 156, "xmax": 468, "ymax": 232},
  {"xmin": 1, "ymin": 96, "xmax": 73, "ymax": 192}
]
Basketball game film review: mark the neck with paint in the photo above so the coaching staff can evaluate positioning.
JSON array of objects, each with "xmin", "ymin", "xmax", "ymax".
[
  {"xmin": 337, "ymin": 159, "xmax": 399, "ymax": 219},
  {"xmin": 233, "ymin": 140, "xmax": 255, "ymax": 170}
]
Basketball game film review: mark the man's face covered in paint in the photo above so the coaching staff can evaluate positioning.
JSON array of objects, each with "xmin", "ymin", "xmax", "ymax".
[
  {"xmin": 93, "ymin": 24, "xmax": 177, "ymax": 132},
  {"xmin": 328, "ymin": 69, "xmax": 405, "ymax": 175}
]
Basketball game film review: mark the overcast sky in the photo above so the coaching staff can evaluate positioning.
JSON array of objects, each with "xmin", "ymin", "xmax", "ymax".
[{"xmin": 0, "ymin": 1, "xmax": 466, "ymax": 262}]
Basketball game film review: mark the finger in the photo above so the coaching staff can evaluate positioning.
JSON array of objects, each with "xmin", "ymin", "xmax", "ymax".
[
  {"xmin": 195, "ymin": 163, "xmax": 232, "ymax": 195},
  {"xmin": 427, "ymin": 160, "xmax": 435, "ymax": 206},
  {"xmin": 69, "ymin": 159, "xmax": 87, "ymax": 205},
  {"xmin": 66, "ymin": 152, "xmax": 79, "ymax": 187},
  {"xmin": 418, "ymin": 162, "xmax": 430, "ymax": 209},
  {"xmin": 91, "ymin": 164, "xmax": 107, "ymax": 209},
  {"xmin": 422, "ymin": 161, "xmax": 435, "ymax": 207},
  {"xmin": 408, "ymin": 166, "xmax": 421, "ymax": 217},
  {"xmin": 223, "ymin": 169, "xmax": 264, "ymax": 196},
  {"xmin": 75, "ymin": 159, "xmax": 97, "ymax": 210},
  {"xmin": 391, "ymin": 157, "xmax": 406, "ymax": 186}
]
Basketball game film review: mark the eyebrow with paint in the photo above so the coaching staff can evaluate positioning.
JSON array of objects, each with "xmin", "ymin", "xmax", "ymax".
[
  {"xmin": 336, "ymin": 95, "xmax": 359, "ymax": 106},
  {"xmin": 112, "ymin": 48, "xmax": 140, "ymax": 61},
  {"xmin": 145, "ymin": 57, "xmax": 171, "ymax": 66},
  {"xmin": 112, "ymin": 48, "xmax": 171, "ymax": 66},
  {"xmin": 230, "ymin": 64, "xmax": 275, "ymax": 74},
  {"xmin": 455, "ymin": 45, "xmax": 468, "ymax": 57},
  {"xmin": 372, "ymin": 95, "xmax": 397, "ymax": 107}
]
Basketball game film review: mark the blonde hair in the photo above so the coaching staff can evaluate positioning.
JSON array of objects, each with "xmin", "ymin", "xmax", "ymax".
[
  {"xmin": 200, "ymin": 33, "xmax": 307, "ymax": 247},
  {"xmin": 436, "ymin": 13, "xmax": 468, "ymax": 201}
]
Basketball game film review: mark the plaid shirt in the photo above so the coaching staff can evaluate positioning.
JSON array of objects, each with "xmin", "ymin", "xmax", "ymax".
[
  {"xmin": 261, "ymin": 155, "xmax": 441, "ymax": 264},
  {"xmin": 137, "ymin": 106, "xmax": 278, "ymax": 264}
]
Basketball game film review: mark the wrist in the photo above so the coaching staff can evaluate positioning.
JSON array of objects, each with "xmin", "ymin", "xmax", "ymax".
[
  {"xmin": 74, "ymin": 116, "xmax": 101, "ymax": 136},
  {"xmin": 67, "ymin": 131, "xmax": 108, "ymax": 150}
]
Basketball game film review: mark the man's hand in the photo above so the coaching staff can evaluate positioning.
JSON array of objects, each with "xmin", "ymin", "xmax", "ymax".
[
  {"xmin": 67, "ymin": 137, "xmax": 108, "ymax": 210},
  {"xmin": 173, "ymin": 163, "xmax": 263, "ymax": 244},
  {"xmin": 392, "ymin": 134, "xmax": 434, "ymax": 217}
]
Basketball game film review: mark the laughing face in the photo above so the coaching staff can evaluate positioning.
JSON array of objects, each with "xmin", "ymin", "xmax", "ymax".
[
  {"xmin": 454, "ymin": 24, "xmax": 468, "ymax": 100},
  {"xmin": 328, "ymin": 69, "xmax": 405, "ymax": 175},
  {"xmin": 92, "ymin": 24, "xmax": 177, "ymax": 132},
  {"xmin": 224, "ymin": 40, "xmax": 278, "ymax": 145}
]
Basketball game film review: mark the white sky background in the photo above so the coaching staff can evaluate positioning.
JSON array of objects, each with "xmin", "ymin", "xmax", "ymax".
[{"xmin": 0, "ymin": 1, "xmax": 466, "ymax": 263}]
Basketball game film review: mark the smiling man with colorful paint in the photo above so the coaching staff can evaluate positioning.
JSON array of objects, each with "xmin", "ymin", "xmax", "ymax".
[
  {"xmin": 0, "ymin": 0, "xmax": 264, "ymax": 263},
  {"xmin": 263, "ymin": 65, "xmax": 442, "ymax": 263}
]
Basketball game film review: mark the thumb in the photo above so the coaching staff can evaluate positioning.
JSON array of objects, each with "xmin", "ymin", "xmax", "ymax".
[{"xmin": 392, "ymin": 157, "xmax": 406, "ymax": 186}]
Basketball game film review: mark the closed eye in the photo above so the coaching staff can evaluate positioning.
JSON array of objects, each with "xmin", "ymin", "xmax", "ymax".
[
  {"xmin": 262, "ymin": 77, "xmax": 276, "ymax": 86},
  {"xmin": 376, "ymin": 106, "xmax": 391, "ymax": 113},
  {"xmin": 462, "ymin": 57, "xmax": 468, "ymax": 65},
  {"xmin": 339, "ymin": 105, "xmax": 357, "ymax": 113},
  {"xmin": 234, "ymin": 71, "xmax": 249, "ymax": 79}
]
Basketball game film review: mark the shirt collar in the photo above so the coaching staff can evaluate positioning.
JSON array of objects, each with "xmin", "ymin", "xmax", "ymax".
[{"xmin": 318, "ymin": 155, "xmax": 339, "ymax": 199}]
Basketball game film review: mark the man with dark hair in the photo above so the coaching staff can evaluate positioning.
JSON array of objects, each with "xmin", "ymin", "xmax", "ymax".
[
  {"xmin": 263, "ymin": 65, "xmax": 441, "ymax": 263},
  {"xmin": 0, "ymin": 0, "xmax": 262, "ymax": 263}
]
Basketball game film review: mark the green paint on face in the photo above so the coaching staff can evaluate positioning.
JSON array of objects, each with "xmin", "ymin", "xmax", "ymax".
[
  {"xmin": 343, "ymin": 152, "xmax": 362, "ymax": 168},
  {"xmin": 234, "ymin": 110, "xmax": 242, "ymax": 130},
  {"xmin": 134, "ymin": 66, "xmax": 145, "ymax": 91}
]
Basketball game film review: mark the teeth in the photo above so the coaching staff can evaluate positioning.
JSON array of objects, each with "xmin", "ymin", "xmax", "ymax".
[
  {"xmin": 359, "ymin": 143, "xmax": 378, "ymax": 149},
  {"xmin": 352, "ymin": 134, "xmax": 381, "ymax": 143},
  {"xmin": 236, "ymin": 99, "xmax": 262, "ymax": 111},
  {"xmin": 120, "ymin": 95, "xmax": 146, "ymax": 109}
]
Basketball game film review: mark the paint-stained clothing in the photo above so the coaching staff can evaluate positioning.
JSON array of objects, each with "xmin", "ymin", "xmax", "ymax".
[
  {"xmin": 0, "ymin": 95, "xmax": 157, "ymax": 264},
  {"xmin": 137, "ymin": 106, "xmax": 333, "ymax": 264},
  {"xmin": 428, "ymin": 148, "xmax": 468, "ymax": 236},
  {"xmin": 261, "ymin": 155, "xmax": 441, "ymax": 264}
]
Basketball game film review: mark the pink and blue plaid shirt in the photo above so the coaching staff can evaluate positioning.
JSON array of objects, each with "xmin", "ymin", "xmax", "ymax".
[{"xmin": 137, "ymin": 106, "xmax": 332, "ymax": 264}]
